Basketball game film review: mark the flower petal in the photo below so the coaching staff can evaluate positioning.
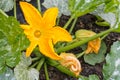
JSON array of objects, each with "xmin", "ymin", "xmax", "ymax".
[
  {"xmin": 43, "ymin": 7, "xmax": 58, "ymax": 29},
  {"xmin": 59, "ymin": 53, "xmax": 81, "ymax": 76},
  {"xmin": 26, "ymin": 41, "xmax": 37, "ymax": 57},
  {"xmin": 85, "ymin": 38, "xmax": 101, "ymax": 54},
  {"xmin": 20, "ymin": 25, "xmax": 34, "ymax": 39},
  {"xmin": 20, "ymin": 2, "xmax": 42, "ymax": 26},
  {"xmin": 20, "ymin": 24, "xmax": 31, "ymax": 30},
  {"xmin": 38, "ymin": 37, "xmax": 61, "ymax": 60},
  {"xmin": 50, "ymin": 26, "xmax": 72, "ymax": 44}
]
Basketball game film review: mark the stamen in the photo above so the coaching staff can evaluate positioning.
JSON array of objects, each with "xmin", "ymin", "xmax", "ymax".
[{"xmin": 34, "ymin": 30, "xmax": 41, "ymax": 38}]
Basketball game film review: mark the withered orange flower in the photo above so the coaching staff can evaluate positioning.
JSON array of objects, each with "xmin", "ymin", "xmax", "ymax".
[
  {"xmin": 85, "ymin": 38, "xmax": 101, "ymax": 54},
  {"xmin": 59, "ymin": 53, "xmax": 81, "ymax": 76},
  {"xmin": 20, "ymin": 2, "xmax": 72, "ymax": 60}
]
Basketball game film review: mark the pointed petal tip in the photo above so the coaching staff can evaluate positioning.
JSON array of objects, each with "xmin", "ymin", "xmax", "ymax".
[
  {"xmin": 19, "ymin": 1, "xmax": 28, "ymax": 5},
  {"xmin": 25, "ymin": 52, "xmax": 30, "ymax": 57},
  {"xmin": 51, "ymin": 56, "xmax": 62, "ymax": 60},
  {"xmin": 19, "ymin": 1, "xmax": 26, "ymax": 6}
]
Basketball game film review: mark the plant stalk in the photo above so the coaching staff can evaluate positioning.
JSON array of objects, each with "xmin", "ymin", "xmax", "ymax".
[
  {"xmin": 44, "ymin": 63, "xmax": 50, "ymax": 80},
  {"xmin": 57, "ymin": 18, "xmax": 60, "ymax": 25},
  {"xmin": 63, "ymin": 14, "xmax": 75, "ymax": 29},
  {"xmin": 36, "ymin": 58, "xmax": 45, "ymax": 71},
  {"xmin": 0, "ymin": 9, "xmax": 8, "ymax": 17},
  {"xmin": 30, "ymin": 61, "xmax": 39, "ymax": 68},
  {"xmin": 69, "ymin": 18, "xmax": 78, "ymax": 33},
  {"xmin": 32, "ymin": 57, "xmax": 40, "ymax": 61},
  {"xmin": 57, "ymin": 28, "xmax": 115, "ymax": 53},
  {"xmin": 37, "ymin": 0, "xmax": 41, "ymax": 12},
  {"xmin": 14, "ymin": 0, "xmax": 17, "ymax": 18},
  {"xmin": 76, "ymin": 51, "xmax": 85, "ymax": 58},
  {"xmin": 47, "ymin": 58, "xmax": 77, "ymax": 77}
]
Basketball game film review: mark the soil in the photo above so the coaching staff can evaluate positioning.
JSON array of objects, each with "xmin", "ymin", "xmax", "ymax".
[{"xmin": 7, "ymin": 0, "xmax": 120, "ymax": 80}]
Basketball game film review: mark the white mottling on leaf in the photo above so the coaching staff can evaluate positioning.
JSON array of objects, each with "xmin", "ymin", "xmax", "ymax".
[
  {"xmin": 85, "ymin": 0, "xmax": 91, "ymax": 3},
  {"xmin": 113, "ymin": 70, "xmax": 120, "ymax": 76},
  {"xmin": 115, "ymin": 58, "xmax": 120, "ymax": 67},
  {"xmin": 117, "ymin": 46, "xmax": 120, "ymax": 51}
]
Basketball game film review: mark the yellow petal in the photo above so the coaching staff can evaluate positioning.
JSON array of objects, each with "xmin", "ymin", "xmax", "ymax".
[
  {"xmin": 20, "ymin": 25, "xmax": 34, "ymax": 39},
  {"xmin": 20, "ymin": 2, "xmax": 42, "ymax": 26},
  {"xmin": 50, "ymin": 26, "xmax": 72, "ymax": 44},
  {"xmin": 20, "ymin": 24, "xmax": 31, "ymax": 30},
  {"xmin": 26, "ymin": 41, "xmax": 37, "ymax": 57},
  {"xmin": 38, "ymin": 37, "xmax": 61, "ymax": 60},
  {"xmin": 43, "ymin": 7, "xmax": 58, "ymax": 29}
]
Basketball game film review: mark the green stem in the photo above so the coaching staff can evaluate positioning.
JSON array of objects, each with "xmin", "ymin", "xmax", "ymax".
[
  {"xmin": 0, "ymin": 9, "xmax": 8, "ymax": 17},
  {"xmin": 32, "ymin": 57, "xmax": 40, "ymax": 61},
  {"xmin": 57, "ymin": 18, "xmax": 60, "ymax": 25},
  {"xmin": 14, "ymin": 0, "xmax": 17, "ymax": 18},
  {"xmin": 36, "ymin": 58, "xmax": 45, "ymax": 71},
  {"xmin": 63, "ymin": 14, "xmax": 75, "ymax": 29},
  {"xmin": 76, "ymin": 51, "xmax": 85, "ymax": 58},
  {"xmin": 69, "ymin": 18, "xmax": 78, "ymax": 33},
  {"xmin": 57, "ymin": 28, "xmax": 115, "ymax": 53},
  {"xmin": 101, "ymin": 33, "xmax": 109, "ymax": 40},
  {"xmin": 47, "ymin": 58, "xmax": 77, "ymax": 78},
  {"xmin": 33, "ymin": 47, "xmax": 43, "ymax": 57},
  {"xmin": 44, "ymin": 63, "xmax": 50, "ymax": 80},
  {"xmin": 30, "ymin": 61, "xmax": 39, "ymax": 68},
  {"xmin": 37, "ymin": 0, "xmax": 41, "ymax": 12}
]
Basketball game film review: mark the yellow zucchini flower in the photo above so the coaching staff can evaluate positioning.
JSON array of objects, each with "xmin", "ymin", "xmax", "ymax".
[
  {"xmin": 20, "ymin": 2, "xmax": 72, "ymax": 60},
  {"xmin": 59, "ymin": 53, "xmax": 82, "ymax": 76}
]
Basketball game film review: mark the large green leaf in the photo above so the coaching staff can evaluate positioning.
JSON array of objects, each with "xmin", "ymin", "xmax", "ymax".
[
  {"xmin": 25, "ymin": 0, "xmax": 31, "ymax": 2},
  {"xmin": 104, "ymin": 0, "xmax": 119, "ymax": 13},
  {"xmin": 42, "ymin": 0, "xmax": 71, "ymax": 17},
  {"xmin": 84, "ymin": 41, "xmax": 107, "ymax": 65},
  {"xmin": 0, "ymin": 67, "xmax": 16, "ymax": 80},
  {"xmin": 14, "ymin": 54, "xmax": 39, "ymax": 80},
  {"xmin": 68, "ymin": 0, "xmax": 107, "ymax": 18},
  {"xmin": 92, "ymin": 1, "xmax": 120, "ymax": 32},
  {"xmin": 0, "ymin": 0, "xmax": 14, "ymax": 12},
  {"xmin": 78, "ymin": 75, "xmax": 99, "ymax": 80},
  {"xmin": 0, "ymin": 12, "xmax": 29, "ymax": 73},
  {"xmin": 103, "ymin": 41, "xmax": 120, "ymax": 80}
]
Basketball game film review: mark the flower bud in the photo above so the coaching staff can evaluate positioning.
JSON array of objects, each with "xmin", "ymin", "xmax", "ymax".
[
  {"xmin": 75, "ymin": 29, "xmax": 101, "ymax": 54},
  {"xmin": 75, "ymin": 29, "xmax": 96, "ymax": 40},
  {"xmin": 59, "ymin": 53, "xmax": 81, "ymax": 76}
]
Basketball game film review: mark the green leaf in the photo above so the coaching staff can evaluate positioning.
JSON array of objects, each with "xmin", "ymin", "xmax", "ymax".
[
  {"xmin": 92, "ymin": 1, "xmax": 120, "ymax": 32},
  {"xmin": 0, "ymin": 0, "xmax": 14, "ymax": 12},
  {"xmin": 25, "ymin": 0, "xmax": 31, "ymax": 2},
  {"xmin": 103, "ymin": 41, "xmax": 120, "ymax": 80},
  {"xmin": 78, "ymin": 75, "xmax": 99, "ymax": 80},
  {"xmin": 68, "ymin": 0, "xmax": 106, "ymax": 17},
  {"xmin": 104, "ymin": 0, "xmax": 119, "ymax": 13},
  {"xmin": 92, "ymin": 4, "xmax": 117, "ymax": 27},
  {"xmin": 42, "ymin": 0, "xmax": 71, "ymax": 17},
  {"xmin": 14, "ymin": 53, "xmax": 39, "ymax": 80},
  {"xmin": 84, "ymin": 41, "xmax": 107, "ymax": 65},
  {"xmin": 0, "ymin": 12, "xmax": 29, "ymax": 73},
  {"xmin": 0, "ymin": 67, "xmax": 16, "ymax": 80}
]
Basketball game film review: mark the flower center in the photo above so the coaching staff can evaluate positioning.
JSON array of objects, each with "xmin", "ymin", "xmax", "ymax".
[{"xmin": 34, "ymin": 30, "xmax": 41, "ymax": 38}]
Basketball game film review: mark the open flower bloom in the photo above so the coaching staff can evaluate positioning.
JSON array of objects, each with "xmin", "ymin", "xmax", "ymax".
[
  {"xmin": 20, "ymin": 2, "xmax": 72, "ymax": 60},
  {"xmin": 75, "ymin": 29, "xmax": 101, "ymax": 54},
  {"xmin": 59, "ymin": 53, "xmax": 81, "ymax": 76}
]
